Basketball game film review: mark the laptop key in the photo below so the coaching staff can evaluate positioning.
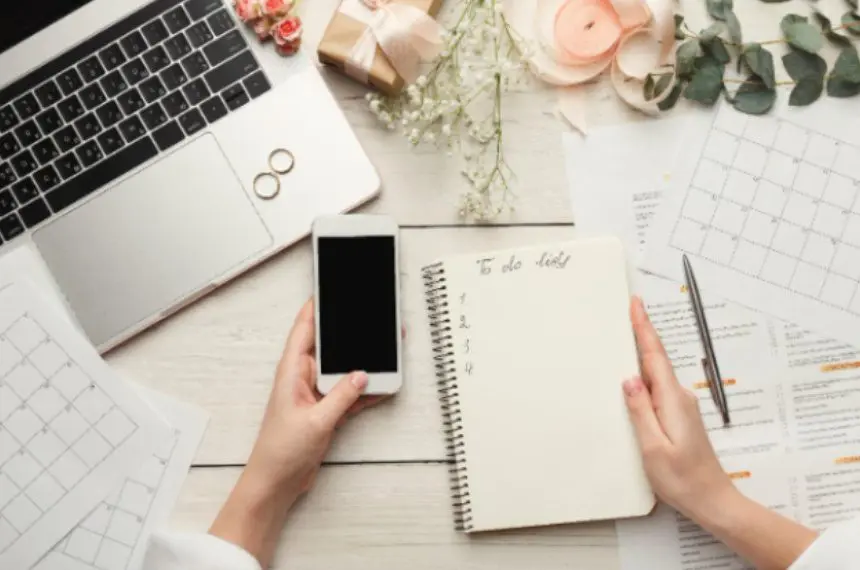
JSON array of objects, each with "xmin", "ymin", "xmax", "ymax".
[
  {"xmin": 36, "ymin": 108, "xmax": 63, "ymax": 135},
  {"xmin": 0, "ymin": 163, "xmax": 16, "ymax": 189},
  {"xmin": 101, "ymin": 71, "xmax": 129, "ymax": 98},
  {"xmin": 140, "ymin": 103, "xmax": 168, "ymax": 130},
  {"xmin": 222, "ymin": 84, "xmax": 249, "ymax": 111},
  {"xmin": 199, "ymin": 96, "xmax": 227, "ymax": 123},
  {"xmin": 165, "ymin": 34, "xmax": 192, "ymax": 60},
  {"xmin": 185, "ymin": 0, "xmax": 222, "ymax": 20},
  {"xmin": 181, "ymin": 53, "xmax": 210, "ymax": 79},
  {"xmin": 140, "ymin": 76, "xmax": 167, "ymax": 103},
  {"xmin": 204, "ymin": 30, "xmax": 247, "ymax": 67},
  {"xmin": 74, "ymin": 113, "xmax": 102, "ymax": 140},
  {"xmin": 53, "ymin": 127, "xmax": 80, "ymax": 154},
  {"xmin": 97, "ymin": 128, "xmax": 125, "ymax": 155},
  {"xmin": 46, "ymin": 137, "xmax": 158, "ymax": 214},
  {"xmin": 77, "ymin": 140, "xmax": 104, "ymax": 168},
  {"xmin": 96, "ymin": 101, "xmax": 123, "ymax": 128},
  {"xmin": 0, "ymin": 190, "xmax": 15, "ymax": 216},
  {"xmin": 0, "ymin": 106, "xmax": 19, "ymax": 132},
  {"xmin": 143, "ymin": 46, "xmax": 171, "ymax": 74},
  {"xmin": 58, "ymin": 95, "xmax": 85, "ymax": 122},
  {"xmin": 182, "ymin": 79, "xmax": 211, "ymax": 106},
  {"xmin": 35, "ymin": 80, "xmax": 63, "ymax": 108},
  {"xmin": 162, "ymin": 65, "xmax": 188, "ymax": 91},
  {"xmin": 34, "ymin": 165, "xmax": 60, "ymax": 192},
  {"xmin": 205, "ymin": 51, "xmax": 258, "ymax": 93},
  {"xmin": 243, "ymin": 71, "xmax": 271, "ymax": 99},
  {"xmin": 79, "ymin": 56, "xmax": 106, "ymax": 82},
  {"xmin": 0, "ymin": 214, "xmax": 24, "ymax": 241},
  {"xmin": 57, "ymin": 68, "xmax": 84, "ymax": 96},
  {"xmin": 80, "ymin": 83, "xmax": 107, "ymax": 110},
  {"xmin": 55, "ymin": 152, "xmax": 83, "ymax": 179},
  {"xmin": 118, "ymin": 116, "xmax": 146, "ymax": 142},
  {"xmin": 153, "ymin": 121, "xmax": 185, "ymax": 151},
  {"xmin": 162, "ymin": 91, "xmax": 189, "ymax": 117},
  {"xmin": 121, "ymin": 31, "xmax": 149, "ymax": 58},
  {"xmin": 165, "ymin": 6, "xmax": 192, "ymax": 34},
  {"xmin": 35, "ymin": 138, "xmax": 61, "ymax": 163},
  {"xmin": 11, "ymin": 150, "xmax": 38, "ymax": 177},
  {"xmin": 11, "ymin": 178, "xmax": 39, "ymax": 205},
  {"xmin": 186, "ymin": 21, "xmax": 214, "ymax": 48},
  {"xmin": 121, "ymin": 58, "xmax": 151, "ymax": 86},
  {"xmin": 117, "ymin": 89, "xmax": 146, "ymax": 115},
  {"xmin": 208, "ymin": 10, "xmax": 236, "ymax": 36},
  {"xmin": 99, "ymin": 43, "xmax": 128, "ymax": 71},
  {"xmin": 0, "ymin": 134, "xmax": 20, "ymax": 160},
  {"xmin": 15, "ymin": 121, "xmax": 42, "ymax": 147},
  {"xmin": 178, "ymin": 108, "xmax": 206, "ymax": 135},
  {"xmin": 13, "ymin": 94, "xmax": 40, "ymax": 121},
  {"xmin": 143, "ymin": 19, "xmax": 170, "ymax": 45},
  {"xmin": 19, "ymin": 198, "xmax": 51, "ymax": 228}
]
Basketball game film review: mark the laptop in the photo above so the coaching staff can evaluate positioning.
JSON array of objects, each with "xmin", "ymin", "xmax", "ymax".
[{"xmin": 0, "ymin": 0, "xmax": 381, "ymax": 352}]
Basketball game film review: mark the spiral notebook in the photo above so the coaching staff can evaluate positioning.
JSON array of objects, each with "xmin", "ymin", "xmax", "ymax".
[{"xmin": 422, "ymin": 238, "xmax": 655, "ymax": 533}]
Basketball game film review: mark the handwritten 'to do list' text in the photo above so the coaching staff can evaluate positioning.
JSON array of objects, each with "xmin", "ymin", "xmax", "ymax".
[{"xmin": 475, "ymin": 250, "xmax": 572, "ymax": 276}]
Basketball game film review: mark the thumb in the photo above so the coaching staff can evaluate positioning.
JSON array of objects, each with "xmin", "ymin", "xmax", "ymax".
[
  {"xmin": 316, "ymin": 371, "xmax": 369, "ymax": 428},
  {"xmin": 623, "ymin": 376, "xmax": 669, "ymax": 454}
]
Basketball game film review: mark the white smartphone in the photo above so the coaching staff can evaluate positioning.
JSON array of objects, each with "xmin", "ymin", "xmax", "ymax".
[{"xmin": 312, "ymin": 214, "xmax": 403, "ymax": 395}]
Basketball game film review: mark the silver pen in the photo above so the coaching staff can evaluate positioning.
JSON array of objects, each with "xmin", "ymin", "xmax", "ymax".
[{"xmin": 682, "ymin": 254, "xmax": 731, "ymax": 426}]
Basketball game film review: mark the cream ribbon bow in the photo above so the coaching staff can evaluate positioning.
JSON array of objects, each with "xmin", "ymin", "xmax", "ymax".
[{"xmin": 339, "ymin": 0, "xmax": 444, "ymax": 85}]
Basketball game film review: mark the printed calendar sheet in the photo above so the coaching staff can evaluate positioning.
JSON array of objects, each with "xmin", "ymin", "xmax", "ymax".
[
  {"xmin": 642, "ymin": 101, "xmax": 860, "ymax": 346},
  {"xmin": 0, "ymin": 284, "xmax": 170, "ymax": 569}
]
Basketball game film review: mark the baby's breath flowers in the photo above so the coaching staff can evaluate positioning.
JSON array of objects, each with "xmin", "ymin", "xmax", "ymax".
[{"xmin": 366, "ymin": 0, "xmax": 528, "ymax": 221}]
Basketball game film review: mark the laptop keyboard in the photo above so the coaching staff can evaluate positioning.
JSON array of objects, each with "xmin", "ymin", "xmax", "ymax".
[{"xmin": 0, "ymin": 0, "xmax": 271, "ymax": 246}]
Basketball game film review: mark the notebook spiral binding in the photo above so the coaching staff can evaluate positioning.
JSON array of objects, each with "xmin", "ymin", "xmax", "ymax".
[{"xmin": 422, "ymin": 262, "xmax": 473, "ymax": 532}]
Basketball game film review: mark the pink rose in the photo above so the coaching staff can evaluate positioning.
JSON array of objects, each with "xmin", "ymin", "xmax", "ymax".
[
  {"xmin": 262, "ymin": 0, "xmax": 293, "ymax": 17},
  {"xmin": 272, "ymin": 15, "xmax": 302, "ymax": 45},
  {"xmin": 233, "ymin": 0, "xmax": 262, "ymax": 22},
  {"xmin": 253, "ymin": 16, "xmax": 275, "ymax": 41}
]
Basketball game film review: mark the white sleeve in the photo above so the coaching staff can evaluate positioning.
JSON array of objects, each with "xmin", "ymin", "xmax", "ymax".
[
  {"xmin": 141, "ymin": 531, "xmax": 262, "ymax": 570},
  {"xmin": 790, "ymin": 518, "xmax": 860, "ymax": 570}
]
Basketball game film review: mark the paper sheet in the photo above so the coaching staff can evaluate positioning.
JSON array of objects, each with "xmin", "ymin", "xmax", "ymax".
[
  {"xmin": 565, "ymin": 121, "xmax": 860, "ymax": 570},
  {"xmin": 641, "ymin": 101, "xmax": 860, "ymax": 347},
  {"xmin": 0, "ymin": 284, "xmax": 171, "ymax": 569},
  {"xmin": 33, "ymin": 390, "xmax": 208, "ymax": 570}
]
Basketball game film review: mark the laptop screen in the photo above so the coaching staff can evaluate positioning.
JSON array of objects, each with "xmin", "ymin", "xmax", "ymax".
[{"xmin": 1, "ymin": 1, "xmax": 95, "ymax": 53}]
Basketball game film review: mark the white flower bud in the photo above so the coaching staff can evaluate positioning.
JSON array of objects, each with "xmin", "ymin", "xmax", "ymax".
[
  {"xmin": 416, "ymin": 75, "xmax": 428, "ymax": 87},
  {"xmin": 442, "ymin": 124, "xmax": 452, "ymax": 136}
]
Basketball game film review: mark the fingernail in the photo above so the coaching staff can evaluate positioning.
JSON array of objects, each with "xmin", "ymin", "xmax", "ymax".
[
  {"xmin": 623, "ymin": 376, "xmax": 643, "ymax": 396},
  {"xmin": 351, "ymin": 372, "xmax": 368, "ymax": 390}
]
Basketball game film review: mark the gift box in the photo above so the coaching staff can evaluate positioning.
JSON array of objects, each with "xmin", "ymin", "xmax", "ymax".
[{"xmin": 318, "ymin": 0, "xmax": 444, "ymax": 95}]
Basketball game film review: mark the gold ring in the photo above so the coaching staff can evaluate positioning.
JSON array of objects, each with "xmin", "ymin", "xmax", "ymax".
[
  {"xmin": 253, "ymin": 171, "xmax": 280, "ymax": 200},
  {"xmin": 268, "ymin": 148, "xmax": 295, "ymax": 175}
]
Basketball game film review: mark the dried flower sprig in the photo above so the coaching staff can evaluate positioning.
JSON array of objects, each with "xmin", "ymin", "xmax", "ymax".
[{"xmin": 366, "ymin": 0, "xmax": 528, "ymax": 221}]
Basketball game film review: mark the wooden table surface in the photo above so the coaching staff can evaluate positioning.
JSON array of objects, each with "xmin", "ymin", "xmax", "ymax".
[{"xmin": 105, "ymin": 0, "xmax": 645, "ymax": 567}]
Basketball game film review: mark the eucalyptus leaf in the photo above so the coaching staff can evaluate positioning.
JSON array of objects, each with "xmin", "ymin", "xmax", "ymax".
[
  {"xmin": 814, "ymin": 10, "xmax": 854, "ymax": 46},
  {"xmin": 684, "ymin": 65, "xmax": 724, "ymax": 105},
  {"xmin": 832, "ymin": 47, "xmax": 860, "ymax": 83},
  {"xmin": 706, "ymin": 0, "xmax": 733, "ymax": 20},
  {"xmin": 700, "ymin": 22, "xmax": 725, "ymax": 41},
  {"xmin": 676, "ymin": 40, "xmax": 703, "ymax": 77},
  {"xmin": 732, "ymin": 77, "xmax": 776, "ymax": 115},
  {"xmin": 703, "ymin": 36, "xmax": 731, "ymax": 64},
  {"xmin": 674, "ymin": 14, "xmax": 687, "ymax": 40},
  {"xmin": 782, "ymin": 49, "xmax": 827, "ymax": 81},
  {"xmin": 742, "ymin": 44, "xmax": 776, "ymax": 89},
  {"xmin": 781, "ymin": 14, "xmax": 825, "ymax": 53},
  {"xmin": 848, "ymin": 0, "xmax": 859, "ymax": 10},
  {"xmin": 844, "ymin": 12, "xmax": 860, "ymax": 36},
  {"xmin": 658, "ymin": 81, "xmax": 685, "ymax": 111},
  {"xmin": 827, "ymin": 75, "xmax": 860, "ymax": 97},
  {"xmin": 789, "ymin": 78, "xmax": 823, "ymax": 106},
  {"xmin": 644, "ymin": 73, "xmax": 673, "ymax": 101},
  {"xmin": 726, "ymin": 11, "xmax": 743, "ymax": 44}
]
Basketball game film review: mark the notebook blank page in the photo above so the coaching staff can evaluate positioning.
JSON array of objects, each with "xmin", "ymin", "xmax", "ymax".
[{"xmin": 445, "ymin": 238, "xmax": 654, "ymax": 531}]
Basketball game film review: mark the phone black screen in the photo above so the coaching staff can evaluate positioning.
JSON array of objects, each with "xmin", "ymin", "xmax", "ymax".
[{"xmin": 317, "ymin": 236, "xmax": 398, "ymax": 374}]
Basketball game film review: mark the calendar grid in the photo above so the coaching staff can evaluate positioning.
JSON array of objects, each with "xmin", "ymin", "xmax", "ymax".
[
  {"xmin": 668, "ymin": 106, "xmax": 860, "ymax": 315},
  {"xmin": 0, "ymin": 314, "xmax": 140, "ymax": 554}
]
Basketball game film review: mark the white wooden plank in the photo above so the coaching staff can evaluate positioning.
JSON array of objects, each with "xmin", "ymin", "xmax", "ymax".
[
  {"xmin": 170, "ymin": 464, "xmax": 621, "ymax": 570},
  {"xmin": 108, "ymin": 226, "xmax": 576, "ymax": 466}
]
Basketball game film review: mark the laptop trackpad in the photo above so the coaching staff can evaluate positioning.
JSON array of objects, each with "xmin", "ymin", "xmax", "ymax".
[{"xmin": 33, "ymin": 134, "xmax": 273, "ymax": 347}]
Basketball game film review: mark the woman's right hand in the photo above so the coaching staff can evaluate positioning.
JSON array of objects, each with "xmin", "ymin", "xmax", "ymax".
[{"xmin": 623, "ymin": 296, "xmax": 738, "ymax": 520}]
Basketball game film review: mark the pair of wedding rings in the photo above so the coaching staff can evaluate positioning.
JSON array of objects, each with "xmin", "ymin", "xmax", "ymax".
[{"xmin": 253, "ymin": 148, "xmax": 295, "ymax": 200}]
